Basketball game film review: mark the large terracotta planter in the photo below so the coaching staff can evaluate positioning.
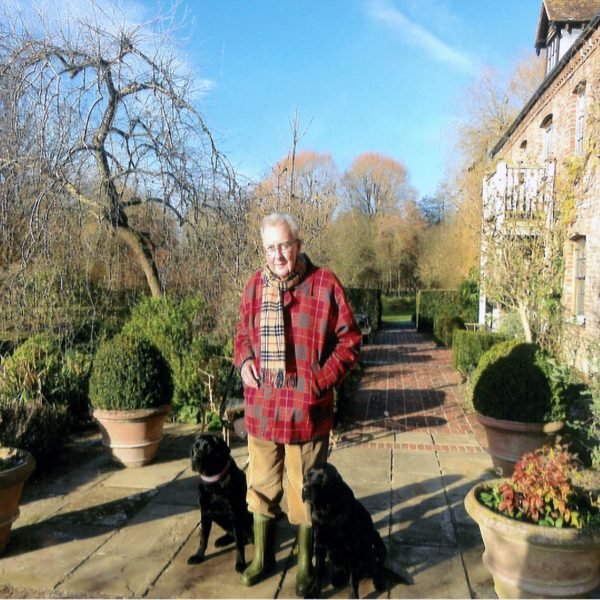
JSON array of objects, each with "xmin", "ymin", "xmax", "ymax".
[
  {"xmin": 93, "ymin": 404, "xmax": 171, "ymax": 468},
  {"xmin": 0, "ymin": 448, "xmax": 35, "ymax": 555},
  {"xmin": 465, "ymin": 480, "xmax": 600, "ymax": 598},
  {"xmin": 476, "ymin": 412, "xmax": 564, "ymax": 476}
]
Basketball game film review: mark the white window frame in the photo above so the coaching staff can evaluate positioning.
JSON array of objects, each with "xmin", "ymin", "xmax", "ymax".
[
  {"xmin": 543, "ymin": 117, "xmax": 553, "ymax": 160},
  {"xmin": 573, "ymin": 237, "xmax": 586, "ymax": 322},
  {"xmin": 546, "ymin": 34, "xmax": 560, "ymax": 72},
  {"xmin": 575, "ymin": 85, "xmax": 586, "ymax": 156}
]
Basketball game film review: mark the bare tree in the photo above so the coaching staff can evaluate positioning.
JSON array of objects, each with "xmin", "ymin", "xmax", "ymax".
[
  {"xmin": 480, "ymin": 164, "xmax": 561, "ymax": 344},
  {"xmin": 0, "ymin": 0, "xmax": 233, "ymax": 297},
  {"xmin": 341, "ymin": 152, "xmax": 415, "ymax": 217},
  {"xmin": 417, "ymin": 54, "xmax": 546, "ymax": 290},
  {"xmin": 254, "ymin": 149, "xmax": 340, "ymax": 261}
]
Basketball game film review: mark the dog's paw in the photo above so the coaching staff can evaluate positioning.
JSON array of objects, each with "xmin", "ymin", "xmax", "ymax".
[
  {"xmin": 235, "ymin": 558, "xmax": 246, "ymax": 573},
  {"xmin": 330, "ymin": 566, "xmax": 349, "ymax": 588},
  {"xmin": 187, "ymin": 553, "xmax": 205, "ymax": 565},
  {"xmin": 373, "ymin": 574, "xmax": 386, "ymax": 591},
  {"xmin": 215, "ymin": 533, "xmax": 234, "ymax": 547}
]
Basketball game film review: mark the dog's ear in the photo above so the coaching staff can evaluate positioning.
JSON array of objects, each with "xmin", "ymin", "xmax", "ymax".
[
  {"xmin": 323, "ymin": 463, "xmax": 343, "ymax": 484},
  {"xmin": 215, "ymin": 436, "xmax": 231, "ymax": 458}
]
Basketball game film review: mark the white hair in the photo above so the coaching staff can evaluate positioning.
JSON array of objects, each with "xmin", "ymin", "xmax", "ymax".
[{"xmin": 260, "ymin": 212, "xmax": 301, "ymax": 240}]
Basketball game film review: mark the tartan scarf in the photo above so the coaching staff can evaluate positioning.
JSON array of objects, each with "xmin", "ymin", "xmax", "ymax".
[{"xmin": 260, "ymin": 253, "xmax": 307, "ymax": 388}]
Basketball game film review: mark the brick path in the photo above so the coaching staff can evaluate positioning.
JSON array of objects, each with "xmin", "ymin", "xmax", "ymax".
[{"xmin": 339, "ymin": 324, "xmax": 488, "ymax": 453}]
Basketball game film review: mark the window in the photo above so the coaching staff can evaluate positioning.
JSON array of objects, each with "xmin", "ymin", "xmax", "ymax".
[
  {"xmin": 546, "ymin": 34, "xmax": 560, "ymax": 73},
  {"xmin": 575, "ymin": 83, "xmax": 586, "ymax": 156},
  {"xmin": 573, "ymin": 237, "xmax": 586, "ymax": 319},
  {"xmin": 541, "ymin": 114, "xmax": 553, "ymax": 160},
  {"xmin": 518, "ymin": 140, "xmax": 528, "ymax": 165}
]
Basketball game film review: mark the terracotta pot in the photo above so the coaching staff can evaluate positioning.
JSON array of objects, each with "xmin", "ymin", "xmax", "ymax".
[
  {"xmin": 0, "ymin": 448, "xmax": 35, "ymax": 555},
  {"xmin": 465, "ymin": 480, "xmax": 600, "ymax": 598},
  {"xmin": 476, "ymin": 412, "xmax": 564, "ymax": 476},
  {"xmin": 92, "ymin": 405, "xmax": 171, "ymax": 468}
]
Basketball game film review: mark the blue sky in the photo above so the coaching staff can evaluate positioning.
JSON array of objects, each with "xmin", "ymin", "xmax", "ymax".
[{"xmin": 155, "ymin": 1, "xmax": 543, "ymax": 198}]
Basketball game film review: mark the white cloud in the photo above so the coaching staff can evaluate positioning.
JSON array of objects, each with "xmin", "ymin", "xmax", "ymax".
[{"xmin": 367, "ymin": 0, "xmax": 476, "ymax": 74}]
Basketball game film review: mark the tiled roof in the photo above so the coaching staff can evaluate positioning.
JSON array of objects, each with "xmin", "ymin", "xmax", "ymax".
[
  {"xmin": 536, "ymin": 0, "xmax": 600, "ymax": 49},
  {"xmin": 543, "ymin": 0, "xmax": 600, "ymax": 21}
]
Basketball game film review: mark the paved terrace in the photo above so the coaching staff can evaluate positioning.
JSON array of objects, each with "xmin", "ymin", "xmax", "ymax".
[{"xmin": 0, "ymin": 325, "xmax": 505, "ymax": 599}]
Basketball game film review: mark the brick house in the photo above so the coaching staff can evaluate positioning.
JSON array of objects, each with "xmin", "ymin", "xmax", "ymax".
[{"xmin": 479, "ymin": 0, "xmax": 600, "ymax": 373}]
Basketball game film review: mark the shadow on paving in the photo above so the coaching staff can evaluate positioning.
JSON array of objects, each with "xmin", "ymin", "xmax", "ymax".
[
  {"xmin": 20, "ymin": 428, "xmax": 199, "ymax": 507},
  {"xmin": 339, "ymin": 388, "xmax": 448, "ymax": 426},
  {"xmin": 1, "ymin": 323, "xmax": 499, "ymax": 599},
  {"xmin": 5, "ymin": 476, "xmax": 194, "ymax": 558}
]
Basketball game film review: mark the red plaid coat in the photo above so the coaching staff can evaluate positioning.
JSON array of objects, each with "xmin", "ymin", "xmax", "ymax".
[{"xmin": 234, "ymin": 260, "xmax": 362, "ymax": 443}]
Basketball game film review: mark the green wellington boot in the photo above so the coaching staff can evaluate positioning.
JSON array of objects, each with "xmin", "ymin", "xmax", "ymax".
[
  {"xmin": 240, "ymin": 514, "xmax": 275, "ymax": 586},
  {"xmin": 295, "ymin": 524, "xmax": 314, "ymax": 597}
]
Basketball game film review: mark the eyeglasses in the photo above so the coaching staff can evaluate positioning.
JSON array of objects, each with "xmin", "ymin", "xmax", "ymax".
[{"xmin": 264, "ymin": 241, "xmax": 296, "ymax": 256}]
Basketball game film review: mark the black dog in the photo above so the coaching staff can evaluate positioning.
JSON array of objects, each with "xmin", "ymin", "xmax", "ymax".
[
  {"xmin": 302, "ymin": 463, "xmax": 389, "ymax": 599},
  {"xmin": 187, "ymin": 433, "xmax": 253, "ymax": 573}
]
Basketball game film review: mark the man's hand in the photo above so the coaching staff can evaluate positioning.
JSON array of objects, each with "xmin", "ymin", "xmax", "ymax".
[{"xmin": 241, "ymin": 359, "xmax": 260, "ymax": 389}]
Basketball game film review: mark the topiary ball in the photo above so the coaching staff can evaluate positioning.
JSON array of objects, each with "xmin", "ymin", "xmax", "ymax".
[
  {"xmin": 89, "ymin": 334, "xmax": 173, "ymax": 411},
  {"xmin": 471, "ymin": 340, "xmax": 565, "ymax": 423}
]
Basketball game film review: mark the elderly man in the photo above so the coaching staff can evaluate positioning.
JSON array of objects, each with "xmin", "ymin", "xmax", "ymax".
[{"xmin": 234, "ymin": 212, "xmax": 361, "ymax": 595}]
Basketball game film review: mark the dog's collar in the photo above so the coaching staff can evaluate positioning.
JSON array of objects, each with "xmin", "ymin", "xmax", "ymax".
[{"xmin": 200, "ymin": 458, "xmax": 232, "ymax": 483}]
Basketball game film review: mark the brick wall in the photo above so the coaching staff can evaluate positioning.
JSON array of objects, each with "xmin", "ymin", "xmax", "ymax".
[{"xmin": 491, "ymin": 25, "xmax": 600, "ymax": 373}]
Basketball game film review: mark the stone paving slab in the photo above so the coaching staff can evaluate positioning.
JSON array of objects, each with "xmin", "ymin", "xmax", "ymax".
[
  {"xmin": 100, "ymin": 458, "xmax": 189, "ymax": 490},
  {"xmin": 0, "ymin": 525, "xmax": 113, "ymax": 593},
  {"xmin": 431, "ymin": 432, "xmax": 481, "ymax": 446},
  {"xmin": 392, "ymin": 449, "xmax": 441, "ymax": 475},
  {"xmin": 147, "ymin": 518, "xmax": 296, "ymax": 599},
  {"xmin": 58, "ymin": 503, "xmax": 198, "ymax": 598},
  {"xmin": 0, "ymin": 326, "xmax": 507, "ymax": 599}
]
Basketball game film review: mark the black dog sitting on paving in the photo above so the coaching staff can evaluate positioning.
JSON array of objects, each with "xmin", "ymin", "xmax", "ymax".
[
  {"xmin": 188, "ymin": 433, "xmax": 253, "ymax": 573},
  {"xmin": 302, "ymin": 463, "xmax": 410, "ymax": 599}
]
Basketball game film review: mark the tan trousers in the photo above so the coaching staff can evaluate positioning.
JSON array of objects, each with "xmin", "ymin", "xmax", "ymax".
[{"xmin": 246, "ymin": 434, "xmax": 328, "ymax": 525}]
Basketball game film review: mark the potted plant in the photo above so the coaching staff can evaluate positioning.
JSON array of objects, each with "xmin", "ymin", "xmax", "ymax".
[
  {"xmin": 465, "ymin": 444, "xmax": 600, "ymax": 598},
  {"xmin": 89, "ymin": 334, "xmax": 174, "ymax": 468},
  {"xmin": 0, "ymin": 447, "xmax": 35, "ymax": 554},
  {"xmin": 471, "ymin": 339, "xmax": 580, "ymax": 475}
]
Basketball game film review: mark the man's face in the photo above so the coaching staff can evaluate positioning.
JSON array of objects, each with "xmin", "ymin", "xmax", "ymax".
[{"xmin": 262, "ymin": 222, "xmax": 301, "ymax": 279}]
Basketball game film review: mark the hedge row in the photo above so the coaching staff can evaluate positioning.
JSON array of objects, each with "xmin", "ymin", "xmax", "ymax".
[
  {"xmin": 451, "ymin": 329, "xmax": 508, "ymax": 376},
  {"xmin": 346, "ymin": 288, "xmax": 382, "ymax": 331}
]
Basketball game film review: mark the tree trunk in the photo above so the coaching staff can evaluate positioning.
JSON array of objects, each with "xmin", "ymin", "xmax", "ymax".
[
  {"xmin": 117, "ymin": 226, "xmax": 162, "ymax": 298},
  {"xmin": 518, "ymin": 302, "xmax": 533, "ymax": 343}
]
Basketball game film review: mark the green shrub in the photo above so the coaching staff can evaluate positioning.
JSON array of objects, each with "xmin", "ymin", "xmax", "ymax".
[
  {"xmin": 497, "ymin": 309, "xmax": 526, "ymax": 339},
  {"xmin": 0, "ymin": 333, "xmax": 92, "ymax": 424},
  {"xmin": 567, "ymin": 347, "xmax": 600, "ymax": 468},
  {"xmin": 452, "ymin": 330, "xmax": 508, "ymax": 375},
  {"xmin": 89, "ymin": 334, "xmax": 173, "ymax": 411},
  {"xmin": 0, "ymin": 333, "xmax": 64, "ymax": 404},
  {"xmin": 434, "ymin": 315, "xmax": 464, "ymax": 347},
  {"xmin": 457, "ymin": 271, "xmax": 480, "ymax": 323},
  {"xmin": 381, "ymin": 295, "xmax": 416, "ymax": 315},
  {"xmin": 471, "ymin": 340, "xmax": 580, "ymax": 423},
  {"xmin": 0, "ymin": 399, "xmax": 71, "ymax": 468},
  {"xmin": 416, "ymin": 289, "xmax": 461, "ymax": 334},
  {"xmin": 345, "ymin": 288, "xmax": 382, "ymax": 330},
  {"xmin": 121, "ymin": 296, "xmax": 232, "ymax": 422}
]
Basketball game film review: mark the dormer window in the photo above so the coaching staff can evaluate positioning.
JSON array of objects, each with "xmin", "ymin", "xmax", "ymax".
[
  {"xmin": 546, "ymin": 32, "xmax": 560, "ymax": 72},
  {"xmin": 535, "ymin": 3, "xmax": 595, "ymax": 77}
]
